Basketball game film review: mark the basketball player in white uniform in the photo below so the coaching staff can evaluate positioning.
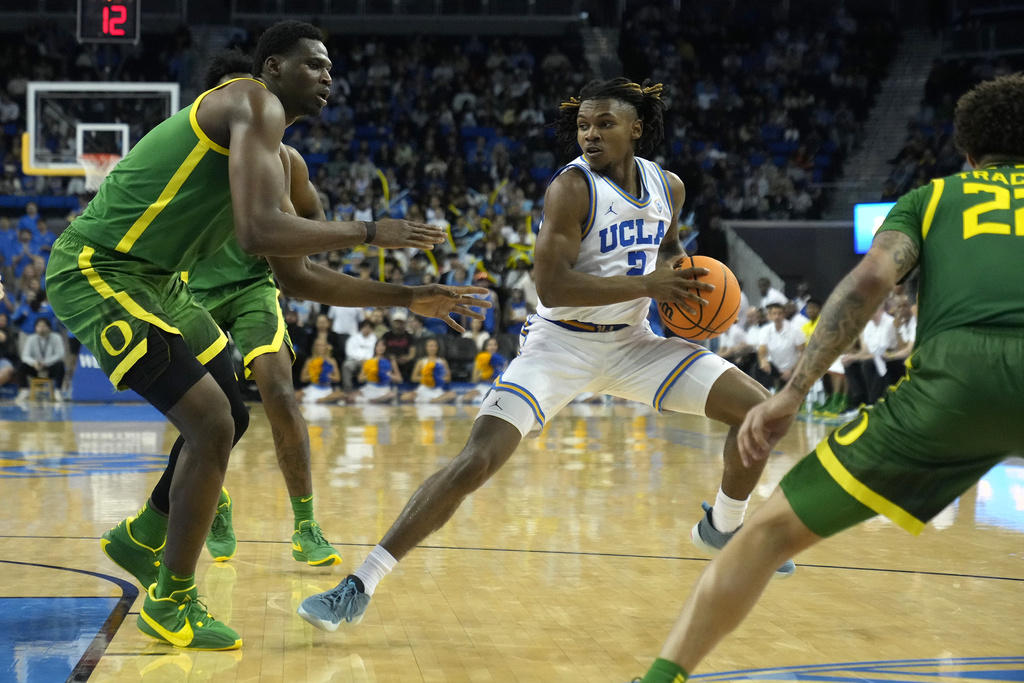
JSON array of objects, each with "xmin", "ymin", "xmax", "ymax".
[{"xmin": 298, "ymin": 78, "xmax": 794, "ymax": 632}]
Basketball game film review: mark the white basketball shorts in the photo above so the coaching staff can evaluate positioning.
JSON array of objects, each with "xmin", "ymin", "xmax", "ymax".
[{"xmin": 476, "ymin": 317, "xmax": 733, "ymax": 437}]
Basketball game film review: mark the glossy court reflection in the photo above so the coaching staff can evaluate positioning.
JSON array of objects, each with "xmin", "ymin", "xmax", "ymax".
[{"xmin": 0, "ymin": 402, "xmax": 1021, "ymax": 682}]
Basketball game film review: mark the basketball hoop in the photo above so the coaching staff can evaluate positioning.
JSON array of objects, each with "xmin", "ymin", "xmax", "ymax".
[{"xmin": 78, "ymin": 153, "xmax": 121, "ymax": 192}]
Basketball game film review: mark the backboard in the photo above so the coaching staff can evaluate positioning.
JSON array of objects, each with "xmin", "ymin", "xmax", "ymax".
[{"xmin": 21, "ymin": 81, "xmax": 180, "ymax": 178}]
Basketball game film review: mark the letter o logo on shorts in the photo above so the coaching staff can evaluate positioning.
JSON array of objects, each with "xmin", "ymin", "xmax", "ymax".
[
  {"xmin": 100, "ymin": 320, "xmax": 133, "ymax": 357},
  {"xmin": 834, "ymin": 410, "xmax": 869, "ymax": 446}
]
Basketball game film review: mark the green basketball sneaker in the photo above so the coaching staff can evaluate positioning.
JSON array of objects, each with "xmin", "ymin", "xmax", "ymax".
[
  {"xmin": 291, "ymin": 520, "xmax": 342, "ymax": 567},
  {"xmin": 205, "ymin": 487, "xmax": 236, "ymax": 562},
  {"xmin": 137, "ymin": 581, "xmax": 241, "ymax": 650},
  {"xmin": 100, "ymin": 515, "xmax": 164, "ymax": 589}
]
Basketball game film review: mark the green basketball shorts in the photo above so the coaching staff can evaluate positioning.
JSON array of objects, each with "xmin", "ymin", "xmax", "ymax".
[
  {"xmin": 189, "ymin": 278, "xmax": 294, "ymax": 378},
  {"xmin": 781, "ymin": 326, "xmax": 1024, "ymax": 537},
  {"xmin": 46, "ymin": 228, "xmax": 227, "ymax": 389}
]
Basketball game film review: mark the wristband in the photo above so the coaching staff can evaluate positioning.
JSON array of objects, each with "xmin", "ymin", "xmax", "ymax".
[{"xmin": 363, "ymin": 221, "xmax": 377, "ymax": 245}]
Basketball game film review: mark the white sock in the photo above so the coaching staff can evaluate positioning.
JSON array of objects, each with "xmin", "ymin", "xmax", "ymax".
[
  {"xmin": 711, "ymin": 489, "xmax": 748, "ymax": 533},
  {"xmin": 353, "ymin": 545, "xmax": 397, "ymax": 595}
]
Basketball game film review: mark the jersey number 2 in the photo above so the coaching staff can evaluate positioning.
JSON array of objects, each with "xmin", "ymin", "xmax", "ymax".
[{"xmin": 626, "ymin": 251, "xmax": 646, "ymax": 276}]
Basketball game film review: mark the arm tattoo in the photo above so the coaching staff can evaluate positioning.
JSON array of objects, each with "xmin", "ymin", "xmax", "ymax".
[
  {"xmin": 788, "ymin": 278, "xmax": 871, "ymax": 395},
  {"xmin": 872, "ymin": 230, "xmax": 920, "ymax": 282},
  {"xmin": 787, "ymin": 230, "xmax": 919, "ymax": 395}
]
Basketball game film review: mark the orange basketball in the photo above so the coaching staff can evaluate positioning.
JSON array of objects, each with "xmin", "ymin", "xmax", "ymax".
[{"xmin": 657, "ymin": 255, "xmax": 741, "ymax": 340}]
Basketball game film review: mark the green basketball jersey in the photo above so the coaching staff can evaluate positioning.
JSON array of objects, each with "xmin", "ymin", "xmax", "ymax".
[
  {"xmin": 878, "ymin": 163, "xmax": 1024, "ymax": 345},
  {"xmin": 187, "ymin": 237, "xmax": 272, "ymax": 295},
  {"xmin": 68, "ymin": 78, "xmax": 266, "ymax": 274}
]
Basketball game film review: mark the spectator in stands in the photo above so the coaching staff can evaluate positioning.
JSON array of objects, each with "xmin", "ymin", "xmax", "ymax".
[
  {"xmin": 284, "ymin": 307, "xmax": 310, "ymax": 387},
  {"xmin": 755, "ymin": 302, "xmax": 806, "ymax": 391},
  {"xmin": 472, "ymin": 278, "xmax": 501, "ymax": 335},
  {"xmin": 745, "ymin": 305, "xmax": 766, "ymax": 332},
  {"xmin": 367, "ymin": 307, "xmax": 390, "ymax": 339},
  {"xmin": 463, "ymin": 336, "xmax": 508, "ymax": 403},
  {"xmin": 309, "ymin": 313, "xmax": 344, "ymax": 361},
  {"xmin": 403, "ymin": 253, "xmax": 431, "ymax": 286},
  {"xmin": 17, "ymin": 317, "xmax": 65, "ymax": 400},
  {"xmin": 8, "ymin": 227, "xmax": 44, "ymax": 281},
  {"xmin": 842, "ymin": 305, "xmax": 900, "ymax": 407},
  {"xmin": 348, "ymin": 339, "xmax": 401, "ymax": 405},
  {"xmin": 794, "ymin": 281, "xmax": 811, "ymax": 313},
  {"xmin": 885, "ymin": 294, "xmax": 916, "ymax": 363},
  {"xmin": 34, "ymin": 217, "xmax": 57, "ymax": 256},
  {"xmin": 17, "ymin": 202, "xmax": 40, "ymax": 237},
  {"xmin": 0, "ymin": 311, "xmax": 18, "ymax": 391},
  {"xmin": 503, "ymin": 288, "xmax": 530, "ymax": 335},
  {"xmin": 288, "ymin": 297, "xmax": 315, "ymax": 326},
  {"xmin": 784, "ymin": 301, "xmax": 810, "ymax": 330},
  {"xmin": 327, "ymin": 305, "xmax": 364, "ymax": 337},
  {"xmin": 11, "ymin": 282, "xmax": 57, "ymax": 335},
  {"xmin": 295, "ymin": 339, "xmax": 346, "ymax": 405},
  {"xmin": 342, "ymin": 319, "xmax": 377, "ymax": 392},
  {"xmin": 381, "ymin": 311, "xmax": 417, "ymax": 380},
  {"xmin": 461, "ymin": 317, "xmax": 490, "ymax": 351},
  {"xmin": 715, "ymin": 316, "xmax": 756, "ymax": 377},
  {"xmin": 400, "ymin": 337, "xmax": 455, "ymax": 404},
  {"xmin": 407, "ymin": 314, "xmax": 434, "ymax": 342},
  {"xmin": 757, "ymin": 277, "xmax": 787, "ymax": 308}
]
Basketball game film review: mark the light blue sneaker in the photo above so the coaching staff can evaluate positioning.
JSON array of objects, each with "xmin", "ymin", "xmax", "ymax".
[
  {"xmin": 690, "ymin": 501, "xmax": 796, "ymax": 578},
  {"xmin": 297, "ymin": 575, "xmax": 371, "ymax": 632}
]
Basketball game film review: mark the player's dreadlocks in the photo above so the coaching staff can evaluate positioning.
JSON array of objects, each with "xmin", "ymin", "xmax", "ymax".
[
  {"xmin": 203, "ymin": 49, "xmax": 254, "ymax": 91},
  {"xmin": 554, "ymin": 77, "xmax": 665, "ymax": 158},
  {"xmin": 954, "ymin": 72, "xmax": 1024, "ymax": 161}
]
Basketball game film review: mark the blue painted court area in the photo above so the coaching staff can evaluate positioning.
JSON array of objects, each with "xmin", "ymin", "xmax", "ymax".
[
  {"xmin": 0, "ymin": 403, "xmax": 163, "ymax": 423},
  {"xmin": 692, "ymin": 656, "xmax": 1024, "ymax": 681},
  {"xmin": 0, "ymin": 596, "xmax": 120, "ymax": 683}
]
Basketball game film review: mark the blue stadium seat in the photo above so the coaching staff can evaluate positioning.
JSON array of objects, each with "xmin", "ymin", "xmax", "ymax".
[
  {"xmin": 530, "ymin": 167, "xmax": 553, "ymax": 183},
  {"xmin": 461, "ymin": 125, "xmax": 496, "ymax": 140},
  {"xmin": 302, "ymin": 153, "xmax": 329, "ymax": 167}
]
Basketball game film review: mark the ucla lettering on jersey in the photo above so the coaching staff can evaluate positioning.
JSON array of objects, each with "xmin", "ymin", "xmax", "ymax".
[{"xmin": 537, "ymin": 155, "xmax": 675, "ymax": 327}]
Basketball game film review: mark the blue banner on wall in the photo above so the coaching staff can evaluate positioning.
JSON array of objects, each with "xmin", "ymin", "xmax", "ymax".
[{"xmin": 71, "ymin": 351, "xmax": 144, "ymax": 402}]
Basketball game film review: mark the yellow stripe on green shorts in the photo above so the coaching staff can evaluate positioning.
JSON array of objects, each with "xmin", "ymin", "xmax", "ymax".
[{"xmin": 815, "ymin": 439, "xmax": 925, "ymax": 535}]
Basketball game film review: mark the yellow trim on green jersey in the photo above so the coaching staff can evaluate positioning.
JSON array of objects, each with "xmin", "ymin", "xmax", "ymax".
[
  {"xmin": 116, "ymin": 142, "xmax": 210, "ymax": 254},
  {"xmin": 921, "ymin": 178, "xmax": 945, "ymax": 240},
  {"xmin": 815, "ymin": 438, "xmax": 925, "ymax": 535},
  {"xmin": 78, "ymin": 246, "xmax": 179, "ymax": 335},
  {"xmin": 188, "ymin": 77, "xmax": 265, "ymax": 156}
]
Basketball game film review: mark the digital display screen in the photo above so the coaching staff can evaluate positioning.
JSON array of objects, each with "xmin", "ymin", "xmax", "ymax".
[
  {"xmin": 853, "ymin": 202, "xmax": 896, "ymax": 254},
  {"xmin": 78, "ymin": 0, "xmax": 140, "ymax": 44}
]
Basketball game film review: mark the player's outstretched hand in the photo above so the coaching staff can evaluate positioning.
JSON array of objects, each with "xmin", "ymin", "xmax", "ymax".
[
  {"xmin": 643, "ymin": 260, "xmax": 713, "ymax": 316},
  {"xmin": 372, "ymin": 219, "xmax": 447, "ymax": 250},
  {"xmin": 0, "ymin": 275, "xmax": 4, "ymax": 301},
  {"xmin": 408, "ymin": 285, "xmax": 492, "ymax": 333},
  {"xmin": 737, "ymin": 386, "xmax": 803, "ymax": 467}
]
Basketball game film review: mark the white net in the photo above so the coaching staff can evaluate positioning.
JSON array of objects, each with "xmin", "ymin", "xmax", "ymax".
[{"xmin": 78, "ymin": 153, "xmax": 121, "ymax": 192}]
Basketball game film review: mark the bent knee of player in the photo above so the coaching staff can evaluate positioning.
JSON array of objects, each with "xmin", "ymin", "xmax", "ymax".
[
  {"xmin": 705, "ymin": 367, "xmax": 771, "ymax": 426},
  {"xmin": 743, "ymin": 489, "xmax": 821, "ymax": 557}
]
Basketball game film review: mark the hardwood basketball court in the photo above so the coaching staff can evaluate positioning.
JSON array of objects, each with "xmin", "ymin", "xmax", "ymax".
[{"xmin": 1, "ymin": 401, "xmax": 1021, "ymax": 682}]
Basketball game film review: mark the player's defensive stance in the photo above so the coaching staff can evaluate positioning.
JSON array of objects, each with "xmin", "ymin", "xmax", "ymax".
[{"xmin": 636, "ymin": 72, "xmax": 1024, "ymax": 683}]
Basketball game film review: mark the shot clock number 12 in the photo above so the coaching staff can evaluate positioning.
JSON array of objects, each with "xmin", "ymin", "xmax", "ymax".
[{"xmin": 77, "ymin": 0, "xmax": 140, "ymax": 45}]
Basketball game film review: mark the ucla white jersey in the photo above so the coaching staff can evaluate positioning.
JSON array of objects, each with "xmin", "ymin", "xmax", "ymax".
[{"xmin": 537, "ymin": 155, "xmax": 677, "ymax": 327}]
